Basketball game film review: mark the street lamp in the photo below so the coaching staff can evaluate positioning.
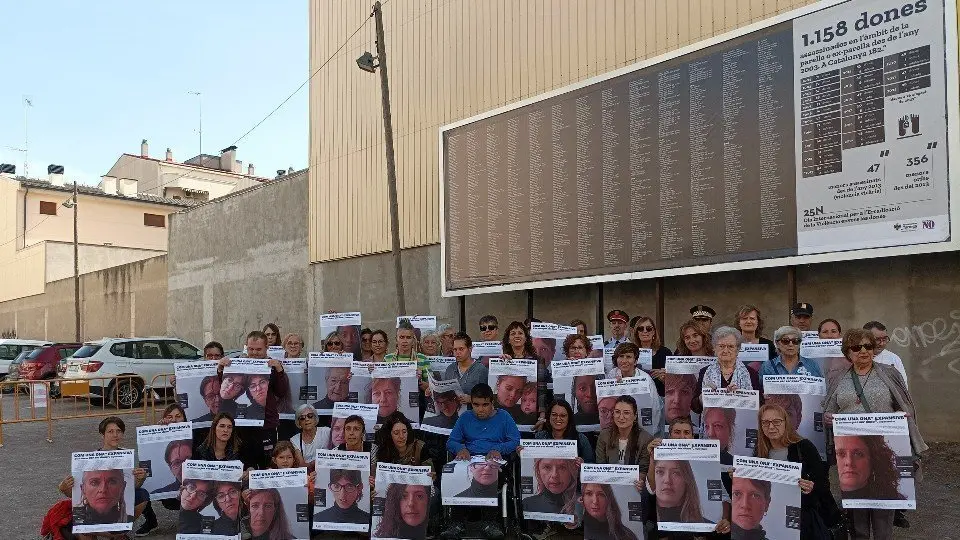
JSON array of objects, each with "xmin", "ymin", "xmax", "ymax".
[
  {"xmin": 62, "ymin": 183, "xmax": 80, "ymax": 342},
  {"xmin": 358, "ymin": 1, "xmax": 405, "ymax": 315}
]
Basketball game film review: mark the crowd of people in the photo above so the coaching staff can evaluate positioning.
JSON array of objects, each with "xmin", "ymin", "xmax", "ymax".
[{"xmin": 47, "ymin": 302, "xmax": 923, "ymax": 540}]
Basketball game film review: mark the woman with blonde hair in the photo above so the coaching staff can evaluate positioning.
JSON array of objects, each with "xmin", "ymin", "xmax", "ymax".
[
  {"xmin": 651, "ymin": 459, "xmax": 707, "ymax": 525},
  {"xmin": 523, "ymin": 457, "xmax": 582, "ymax": 517},
  {"xmin": 754, "ymin": 403, "xmax": 835, "ymax": 539}
]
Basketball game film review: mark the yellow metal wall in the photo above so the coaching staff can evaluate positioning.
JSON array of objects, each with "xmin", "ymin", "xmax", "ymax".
[{"xmin": 308, "ymin": 0, "xmax": 819, "ymax": 263}]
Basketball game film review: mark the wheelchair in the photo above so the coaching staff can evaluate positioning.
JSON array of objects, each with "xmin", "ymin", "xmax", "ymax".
[{"xmin": 438, "ymin": 451, "xmax": 525, "ymax": 540}]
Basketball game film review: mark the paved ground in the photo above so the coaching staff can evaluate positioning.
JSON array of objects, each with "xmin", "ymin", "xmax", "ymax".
[{"xmin": 3, "ymin": 395, "xmax": 959, "ymax": 539}]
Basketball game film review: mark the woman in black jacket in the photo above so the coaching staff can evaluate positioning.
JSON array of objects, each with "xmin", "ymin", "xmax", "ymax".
[{"xmin": 754, "ymin": 403, "xmax": 837, "ymax": 539}]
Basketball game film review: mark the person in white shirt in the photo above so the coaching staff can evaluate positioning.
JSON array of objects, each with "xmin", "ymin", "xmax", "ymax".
[{"xmin": 863, "ymin": 321, "xmax": 909, "ymax": 389}]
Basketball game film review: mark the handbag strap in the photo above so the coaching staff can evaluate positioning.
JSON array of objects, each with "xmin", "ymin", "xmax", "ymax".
[{"xmin": 849, "ymin": 369, "xmax": 872, "ymax": 413}]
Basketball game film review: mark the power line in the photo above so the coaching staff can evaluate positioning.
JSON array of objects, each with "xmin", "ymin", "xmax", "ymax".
[
  {"xmin": 1, "ymin": 6, "xmax": 376, "ymax": 251},
  {"xmin": 233, "ymin": 11, "xmax": 374, "ymax": 146}
]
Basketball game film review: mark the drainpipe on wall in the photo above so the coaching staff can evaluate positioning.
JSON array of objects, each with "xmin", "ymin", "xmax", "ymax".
[{"xmin": 21, "ymin": 185, "xmax": 28, "ymax": 249}]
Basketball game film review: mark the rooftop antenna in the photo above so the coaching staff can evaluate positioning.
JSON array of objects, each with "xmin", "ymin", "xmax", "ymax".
[
  {"xmin": 188, "ymin": 91, "xmax": 202, "ymax": 159},
  {"xmin": 7, "ymin": 96, "xmax": 32, "ymax": 177}
]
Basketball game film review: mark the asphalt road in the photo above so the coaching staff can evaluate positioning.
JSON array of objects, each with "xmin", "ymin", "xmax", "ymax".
[{"xmin": 2, "ymin": 395, "xmax": 958, "ymax": 539}]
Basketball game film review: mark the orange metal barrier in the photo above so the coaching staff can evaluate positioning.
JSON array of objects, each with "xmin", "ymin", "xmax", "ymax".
[{"xmin": 0, "ymin": 373, "xmax": 176, "ymax": 446}]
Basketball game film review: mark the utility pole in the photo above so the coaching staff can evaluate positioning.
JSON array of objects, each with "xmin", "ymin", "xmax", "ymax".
[
  {"xmin": 73, "ymin": 180, "xmax": 80, "ymax": 342},
  {"xmin": 372, "ymin": 1, "xmax": 406, "ymax": 315}
]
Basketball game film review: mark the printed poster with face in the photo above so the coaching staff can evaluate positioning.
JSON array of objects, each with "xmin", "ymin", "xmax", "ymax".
[
  {"xmin": 488, "ymin": 357, "xmax": 539, "ymax": 431},
  {"xmin": 653, "ymin": 440, "xmax": 724, "ymax": 533},
  {"xmin": 799, "ymin": 339, "xmax": 847, "ymax": 380},
  {"xmin": 332, "ymin": 402, "xmax": 379, "ymax": 445},
  {"xmin": 177, "ymin": 460, "xmax": 244, "ymax": 539},
  {"xmin": 732, "ymin": 457, "xmax": 802, "ymax": 540},
  {"xmin": 701, "ymin": 389, "xmax": 761, "ymax": 470},
  {"xmin": 220, "ymin": 358, "xmax": 272, "ymax": 427},
  {"xmin": 833, "ymin": 413, "xmax": 917, "ymax": 510},
  {"xmin": 520, "ymin": 439, "xmax": 580, "ymax": 523},
  {"xmin": 587, "ymin": 335, "xmax": 605, "ymax": 358},
  {"xmin": 248, "ymin": 468, "xmax": 310, "ymax": 540},
  {"xmin": 595, "ymin": 377, "xmax": 657, "ymax": 436},
  {"xmin": 307, "ymin": 353, "xmax": 357, "ymax": 415},
  {"xmin": 370, "ymin": 463, "xmax": 433, "ymax": 540},
  {"xmin": 71, "ymin": 450, "xmax": 136, "ymax": 534},
  {"xmin": 551, "ymin": 358, "xmax": 605, "ymax": 431},
  {"xmin": 174, "ymin": 361, "xmax": 220, "ymax": 428},
  {"xmin": 421, "ymin": 378, "xmax": 466, "ymax": 435},
  {"xmin": 137, "ymin": 422, "xmax": 193, "ymax": 501},
  {"xmin": 441, "ymin": 456, "xmax": 500, "ymax": 506},
  {"xmin": 665, "ymin": 356, "xmax": 715, "ymax": 428},
  {"xmin": 427, "ymin": 356, "xmax": 456, "ymax": 380},
  {"xmin": 396, "ymin": 315, "xmax": 437, "ymax": 341},
  {"xmin": 320, "ymin": 312, "xmax": 362, "ymax": 361},
  {"xmin": 530, "ymin": 322, "xmax": 577, "ymax": 367},
  {"xmin": 280, "ymin": 358, "xmax": 307, "ymax": 420},
  {"xmin": 737, "ymin": 344, "xmax": 770, "ymax": 373},
  {"xmin": 580, "ymin": 464, "xmax": 645, "ymax": 540},
  {"xmin": 371, "ymin": 360, "xmax": 420, "ymax": 428},
  {"xmin": 762, "ymin": 375, "xmax": 827, "ymax": 460},
  {"xmin": 314, "ymin": 450, "xmax": 371, "ymax": 532}
]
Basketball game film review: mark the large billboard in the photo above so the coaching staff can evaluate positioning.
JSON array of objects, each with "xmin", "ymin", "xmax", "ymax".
[{"xmin": 440, "ymin": 0, "xmax": 958, "ymax": 295}]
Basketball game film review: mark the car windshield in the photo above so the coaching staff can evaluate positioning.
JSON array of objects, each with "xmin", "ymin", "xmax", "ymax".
[
  {"xmin": 0, "ymin": 345, "xmax": 24, "ymax": 360},
  {"xmin": 26, "ymin": 348, "xmax": 44, "ymax": 360},
  {"xmin": 71, "ymin": 345, "xmax": 102, "ymax": 359},
  {"xmin": 11, "ymin": 351, "xmax": 32, "ymax": 365}
]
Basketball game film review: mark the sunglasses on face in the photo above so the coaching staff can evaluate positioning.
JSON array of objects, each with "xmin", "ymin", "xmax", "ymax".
[
  {"xmin": 850, "ymin": 343, "xmax": 875, "ymax": 352},
  {"xmin": 637, "ymin": 325, "xmax": 655, "ymax": 332},
  {"xmin": 299, "ymin": 413, "xmax": 316, "ymax": 420},
  {"xmin": 480, "ymin": 325, "xmax": 497, "ymax": 332},
  {"xmin": 778, "ymin": 338, "xmax": 801, "ymax": 345},
  {"xmin": 326, "ymin": 341, "xmax": 343, "ymax": 347}
]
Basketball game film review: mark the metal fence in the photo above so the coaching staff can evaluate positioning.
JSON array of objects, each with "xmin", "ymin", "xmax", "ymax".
[{"xmin": 0, "ymin": 373, "xmax": 175, "ymax": 446}]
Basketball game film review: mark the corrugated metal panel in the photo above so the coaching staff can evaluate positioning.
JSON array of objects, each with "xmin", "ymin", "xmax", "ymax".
[{"xmin": 308, "ymin": 0, "xmax": 819, "ymax": 263}]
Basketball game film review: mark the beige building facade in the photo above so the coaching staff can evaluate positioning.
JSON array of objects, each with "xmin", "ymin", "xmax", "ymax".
[
  {"xmin": 0, "ymin": 174, "xmax": 191, "ymax": 304},
  {"xmin": 308, "ymin": 0, "xmax": 823, "ymax": 262}
]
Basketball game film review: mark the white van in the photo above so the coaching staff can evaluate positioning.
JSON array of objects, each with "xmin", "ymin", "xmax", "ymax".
[{"xmin": 0, "ymin": 339, "xmax": 53, "ymax": 380}]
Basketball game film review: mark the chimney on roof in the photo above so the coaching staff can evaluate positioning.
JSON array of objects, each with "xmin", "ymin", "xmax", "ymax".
[
  {"xmin": 247, "ymin": 163, "xmax": 255, "ymax": 176},
  {"xmin": 287, "ymin": 166, "xmax": 294, "ymax": 174},
  {"xmin": 219, "ymin": 145, "xmax": 239, "ymax": 173},
  {"xmin": 165, "ymin": 148, "xmax": 173, "ymax": 162},
  {"xmin": 141, "ymin": 139, "xmax": 149, "ymax": 158},
  {"xmin": 48, "ymin": 164, "xmax": 65, "ymax": 186}
]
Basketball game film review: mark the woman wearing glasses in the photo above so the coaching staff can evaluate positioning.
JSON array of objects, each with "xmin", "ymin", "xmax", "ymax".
[
  {"xmin": 370, "ymin": 330, "xmax": 390, "ymax": 363},
  {"xmin": 631, "ymin": 316, "xmax": 672, "ymax": 397},
  {"xmin": 290, "ymin": 404, "xmax": 331, "ymax": 468},
  {"xmin": 759, "ymin": 326, "xmax": 823, "ymax": 378},
  {"xmin": 210, "ymin": 480, "xmax": 243, "ymax": 535},
  {"xmin": 823, "ymin": 328, "xmax": 925, "ymax": 540},
  {"xmin": 324, "ymin": 330, "xmax": 346, "ymax": 353},
  {"xmin": 753, "ymin": 403, "xmax": 835, "ymax": 539}
]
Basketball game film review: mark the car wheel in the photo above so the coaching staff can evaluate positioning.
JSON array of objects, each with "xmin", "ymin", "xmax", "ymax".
[{"xmin": 110, "ymin": 378, "xmax": 144, "ymax": 409}]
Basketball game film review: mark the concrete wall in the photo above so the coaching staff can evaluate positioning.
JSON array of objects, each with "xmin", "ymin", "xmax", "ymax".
[
  {"xmin": 0, "ymin": 256, "xmax": 168, "ymax": 342},
  {"xmin": 167, "ymin": 171, "xmax": 311, "ymax": 352},
  {"xmin": 45, "ymin": 242, "xmax": 165, "ymax": 283},
  {"xmin": 310, "ymin": 246, "xmax": 960, "ymax": 441}
]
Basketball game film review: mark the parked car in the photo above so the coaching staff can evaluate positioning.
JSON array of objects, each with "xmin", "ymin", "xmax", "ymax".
[
  {"xmin": 18, "ymin": 343, "xmax": 82, "ymax": 381},
  {"xmin": 0, "ymin": 351, "xmax": 32, "ymax": 393},
  {"xmin": 0, "ymin": 339, "xmax": 53, "ymax": 380},
  {"xmin": 62, "ymin": 337, "xmax": 201, "ymax": 408}
]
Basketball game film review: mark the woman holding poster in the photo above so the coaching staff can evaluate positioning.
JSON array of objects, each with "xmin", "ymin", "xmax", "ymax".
[
  {"xmin": 823, "ymin": 328, "xmax": 927, "ymax": 540},
  {"xmin": 754, "ymin": 403, "xmax": 835, "ymax": 539},
  {"xmin": 734, "ymin": 305, "xmax": 777, "ymax": 361},
  {"xmin": 692, "ymin": 327, "xmax": 761, "ymax": 414},
  {"xmin": 595, "ymin": 396, "xmax": 654, "ymax": 469},
  {"xmin": 502, "ymin": 320, "xmax": 549, "ymax": 421}
]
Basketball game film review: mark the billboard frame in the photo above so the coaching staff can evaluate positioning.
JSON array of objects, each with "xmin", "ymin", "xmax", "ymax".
[{"xmin": 438, "ymin": 0, "xmax": 960, "ymax": 297}]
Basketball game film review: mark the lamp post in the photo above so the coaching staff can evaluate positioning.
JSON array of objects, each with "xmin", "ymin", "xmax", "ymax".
[
  {"xmin": 358, "ymin": 1, "xmax": 406, "ymax": 315},
  {"xmin": 63, "ymin": 183, "xmax": 80, "ymax": 342}
]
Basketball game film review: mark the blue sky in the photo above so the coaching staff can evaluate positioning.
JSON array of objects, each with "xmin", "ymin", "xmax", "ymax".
[{"xmin": 0, "ymin": 1, "xmax": 308, "ymax": 185}]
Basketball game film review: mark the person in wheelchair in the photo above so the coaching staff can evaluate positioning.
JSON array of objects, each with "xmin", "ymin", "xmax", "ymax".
[{"xmin": 441, "ymin": 383, "xmax": 521, "ymax": 540}]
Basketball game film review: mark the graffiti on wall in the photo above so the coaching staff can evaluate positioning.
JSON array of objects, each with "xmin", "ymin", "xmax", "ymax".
[
  {"xmin": 891, "ymin": 309, "xmax": 960, "ymax": 379},
  {"xmin": 1, "ymin": 329, "xmax": 16, "ymax": 339}
]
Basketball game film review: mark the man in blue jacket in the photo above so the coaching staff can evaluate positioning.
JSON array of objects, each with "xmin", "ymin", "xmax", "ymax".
[{"xmin": 441, "ymin": 383, "xmax": 520, "ymax": 540}]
